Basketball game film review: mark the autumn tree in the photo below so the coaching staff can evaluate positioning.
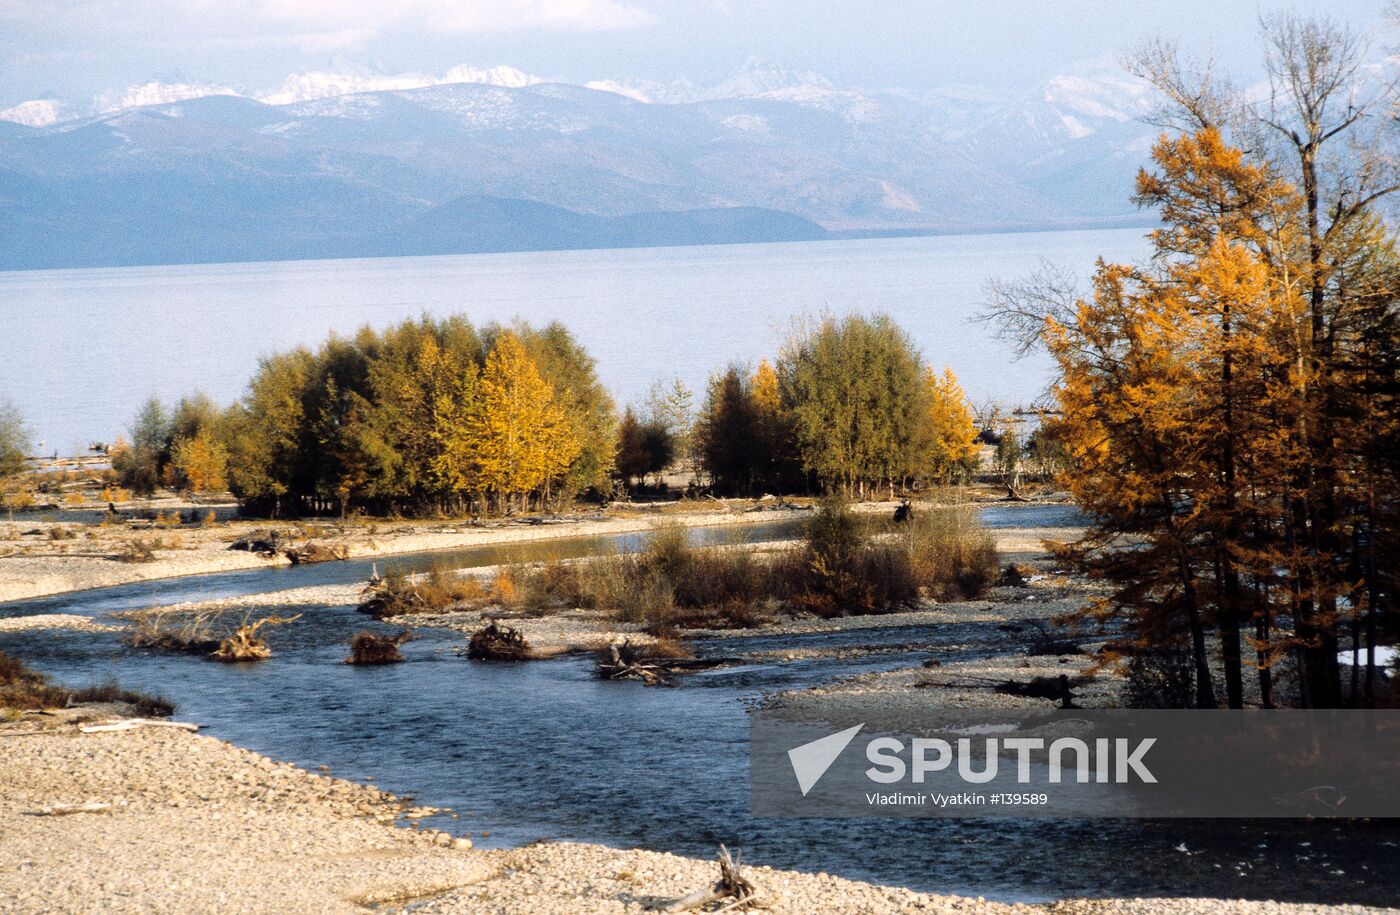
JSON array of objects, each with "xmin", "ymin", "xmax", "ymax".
[
  {"xmin": 926, "ymin": 368, "xmax": 980, "ymax": 482},
  {"xmin": 504, "ymin": 322, "xmax": 617, "ymax": 499},
  {"xmin": 171, "ymin": 427, "xmax": 229, "ymax": 493},
  {"xmin": 114, "ymin": 396, "xmax": 172, "ymax": 495},
  {"xmin": 463, "ymin": 332, "xmax": 580, "ymax": 513}
]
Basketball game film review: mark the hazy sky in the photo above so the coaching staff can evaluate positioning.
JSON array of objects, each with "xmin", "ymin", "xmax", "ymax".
[{"xmin": 1, "ymin": 0, "xmax": 1392, "ymax": 106}]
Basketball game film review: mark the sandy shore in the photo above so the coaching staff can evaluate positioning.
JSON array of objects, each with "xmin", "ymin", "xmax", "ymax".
[
  {"xmin": 1, "ymin": 708, "xmax": 1388, "ymax": 915},
  {"xmin": 0, "ymin": 505, "xmax": 804, "ymax": 605}
]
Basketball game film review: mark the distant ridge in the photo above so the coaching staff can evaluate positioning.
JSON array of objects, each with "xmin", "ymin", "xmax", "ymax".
[
  {"xmin": 380, "ymin": 196, "xmax": 829, "ymax": 257},
  {"xmin": 0, "ymin": 55, "xmax": 1197, "ymax": 270}
]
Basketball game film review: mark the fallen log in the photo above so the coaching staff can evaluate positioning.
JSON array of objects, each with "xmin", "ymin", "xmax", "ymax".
[
  {"xmin": 284, "ymin": 542, "xmax": 349, "ymax": 565},
  {"xmin": 79, "ymin": 718, "xmax": 200, "ymax": 733},
  {"xmin": 29, "ymin": 802, "xmax": 112, "ymax": 816},
  {"xmin": 596, "ymin": 640, "xmax": 730, "ymax": 685},
  {"xmin": 210, "ymin": 614, "xmax": 302, "ymax": 662}
]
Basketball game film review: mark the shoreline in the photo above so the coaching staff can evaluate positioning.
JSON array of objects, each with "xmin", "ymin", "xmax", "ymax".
[
  {"xmin": 2, "ymin": 708, "xmax": 1390, "ymax": 914},
  {"xmin": 0, "ymin": 505, "xmax": 809, "ymax": 606}
]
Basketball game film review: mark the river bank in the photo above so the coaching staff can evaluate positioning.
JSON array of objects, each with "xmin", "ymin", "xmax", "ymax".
[
  {"xmin": 2, "ymin": 708, "xmax": 1391, "ymax": 915},
  {"xmin": 0, "ymin": 503, "xmax": 807, "ymax": 604}
]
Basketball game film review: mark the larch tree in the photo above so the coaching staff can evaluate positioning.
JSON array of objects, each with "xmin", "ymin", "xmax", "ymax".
[
  {"xmin": 465, "ymin": 332, "xmax": 580, "ymax": 512},
  {"xmin": 925, "ymin": 368, "xmax": 980, "ymax": 482},
  {"xmin": 171, "ymin": 427, "xmax": 229, "ymax": 494}
]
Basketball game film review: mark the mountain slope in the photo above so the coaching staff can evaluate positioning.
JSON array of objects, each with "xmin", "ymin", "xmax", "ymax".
[{"xmin": 0, "ymin": 60, "xmax": 1164, "ymax": 270}]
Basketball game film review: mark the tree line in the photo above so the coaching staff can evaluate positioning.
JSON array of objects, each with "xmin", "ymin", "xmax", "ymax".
[
  {"xmin": 107, "ymin": 311, "xmax": 982, "ymax": 514},
  {"xmin": 113, "ymin": 318, "xmax": 614, "ymax": 516},
  {"xmin": 987, "ymin": 14, "xmax": 1399, "ymax": 708}
]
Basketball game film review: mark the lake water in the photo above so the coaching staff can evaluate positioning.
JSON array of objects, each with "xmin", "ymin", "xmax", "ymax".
[{"xmin": 0, "ymin": 229, "xmax": 1149, "ymax": 452}]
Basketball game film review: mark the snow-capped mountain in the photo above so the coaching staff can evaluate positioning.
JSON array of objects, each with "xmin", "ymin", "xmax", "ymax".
[
  {"xmin": 258, "ymin": 65, "xmax": 542, "ymax": 105},
  {"xmin": 0, "ymin": 57, "xmax": 1168, "ymax": 270},
  {"xmin": 0, "ymin": 98, "xmax": 69, "ymax": 127},
  {"xmin": 95, "ymin": 81, "xmax": 240, "ymax": 112}
]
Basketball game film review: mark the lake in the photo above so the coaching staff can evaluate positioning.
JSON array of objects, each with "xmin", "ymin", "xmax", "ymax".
[{"xmin": 0, "ymin": 229, "xmax": 1149, "ymax": 452}]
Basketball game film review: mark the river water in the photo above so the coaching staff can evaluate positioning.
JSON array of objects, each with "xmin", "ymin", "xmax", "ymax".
[{"xmin": 2, "ymin": 506, "xmax": 1395, "ymax": 905}]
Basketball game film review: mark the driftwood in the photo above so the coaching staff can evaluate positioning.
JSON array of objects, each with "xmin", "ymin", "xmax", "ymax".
[
  {"xmin": 466, "ymin": 621, "xmax": 532, "ymax": 661},
  {"xmin": 346, "ymin": 630, "xmax": 414, "ymax": 665},
  {"xmin": 599, "ymin": 640, "xmax": 667, "ymax": 685},
  {"xmin": 596, "ymin": 640, "xmax": 728, "ymax": 686},
  {"xmin": 29, "ymin": 802, "xmax": 112, "ymax": 816},
  {"xmin": 210, "ymin": 614, "xmax": 302, "ymax": 662},
  {"xmin": 1002, "ymin": 484, "xmax": 1031, "ymax": 502},
  {"xmin": 79, "ymin": 718, "xmax": 200, "ymax": 734},
  {"xmin": 284, "ymin": 542, "xmax": 349, "ymax": 565},
  {"xmin": 659, "ymin": 845, "xmax": 769, "ymax": 912}
]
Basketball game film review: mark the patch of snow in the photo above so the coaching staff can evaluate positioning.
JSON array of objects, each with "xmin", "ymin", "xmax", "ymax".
[
  {"xmin": 585, "ymin": 80, "xmax": 652, "ymax": 103},
  {"xmin": 97, "ymin": 82, "xmax": 240, "ymax": 112},
  {"xmin": 878, "ymin": 181, "xmax": 921, "ymax": 213},
  {"xmin": 0, "ymin": 98, "xmax": 67, "ymax": 127},
  {"xmin": 260, "ymin": 65, "xmax": 542, "ymax": 106}
]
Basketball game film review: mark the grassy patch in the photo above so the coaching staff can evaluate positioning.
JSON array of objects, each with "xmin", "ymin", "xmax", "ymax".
[
  {"xmin": 358, "ymin": 565, "xmax": 486, "ymax": 619},
  {"xmin": 0, "ymin": 649, "xmax": 172, "ymax": 716},
  {"xmin": 491, "ymin": 499, "xmax": 999, "ymax": 631}
]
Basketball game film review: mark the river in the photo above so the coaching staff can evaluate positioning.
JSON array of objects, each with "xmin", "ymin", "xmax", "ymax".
[{"xmin": 1, "ymin": 506, "xmax": 1394, "ymax": 906}]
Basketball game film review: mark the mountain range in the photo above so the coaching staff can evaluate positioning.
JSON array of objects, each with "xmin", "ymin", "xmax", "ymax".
[{"xmin": 0, "ymin": 58, "xmax": 1163, "ymax": 270}]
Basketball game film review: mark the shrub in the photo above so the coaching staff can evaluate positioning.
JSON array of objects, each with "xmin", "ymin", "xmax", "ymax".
[
  {"xmin": 99, "ymin": 486, "xmax": 131, "ymax": 503},
  {"xmin": 346, "ymin": 630, "xmax": 413, "ymax": 665},
  {"xmin": 0, "ymin": 650, "xmax": 172, "ymax": 716},
  {"xmin": 899, "ymin": 505, "xmax": 999, "ymax": 599},
  {"xmin": 68, "ymin": 680, "xmax": 175, "ymax": 717},
  {"xmin": 359, "ymin": 565, "xmax": 483, "ymax": 619},
  {"xmin": 115, "ymin": 539, "xmax": 157, "ymax": 563},
  {"xmin": 1124, "ymin": 642, "xmax": 1198, "ymax": 709}
]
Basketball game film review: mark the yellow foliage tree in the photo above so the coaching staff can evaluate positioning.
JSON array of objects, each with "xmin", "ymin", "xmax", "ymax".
[
  {"xmin": 171, "ymin": 428, "xmax": 229, "ymax": 493},
  {"xmin": 464, "ymin": 333, "xmax": 580, "ymax": 511},
  {"xmin": 925, "ymin": 367, "xmax": 979, "ymax": 481}
]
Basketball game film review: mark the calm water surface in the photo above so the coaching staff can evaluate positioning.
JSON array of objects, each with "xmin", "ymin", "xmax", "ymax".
[{"xmin": 0, "ymin": 230, "xmax": 1149, "ymax": 451}]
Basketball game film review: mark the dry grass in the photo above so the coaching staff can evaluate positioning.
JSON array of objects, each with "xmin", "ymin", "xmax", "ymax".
[
  {"xmin": 124, "ymin": 611, "xmax": 224, "ymax": 654},
  {"xmin": 0, "ymin": 649, "xmax": 172, "ymax": 715},
  {"xmin": 358, "ymin": 565, "xmax": 484, "ymax": 619},
  {"xmin": 493, "ymin": 500, "xmax": 999, "ymax": 629},
  {"xmin": 115, "ymin": 539, "xmax": 158, "ymax": 563},
  {"xmin": 123, "ymin": 610, "xmax": 300, "ymax": 662}
]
